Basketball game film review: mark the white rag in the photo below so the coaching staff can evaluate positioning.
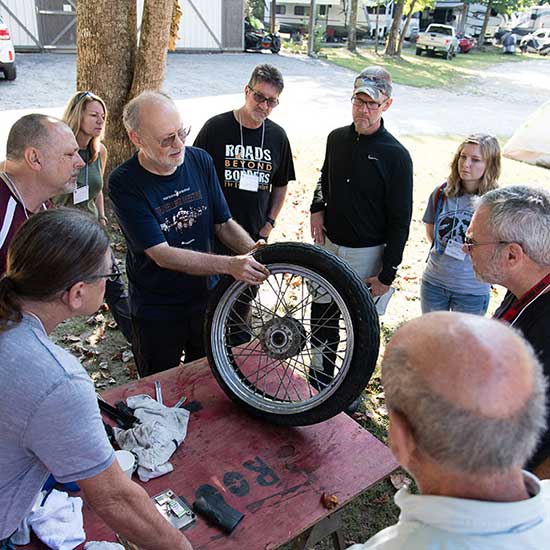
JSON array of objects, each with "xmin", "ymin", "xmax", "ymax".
[
  {"xmin": 113, "ymin": 394, "xmax": 189, "ymax": 482},
  {"xmin": 12, "ymin": 489, "xmax": 84, "ymax": 549}
]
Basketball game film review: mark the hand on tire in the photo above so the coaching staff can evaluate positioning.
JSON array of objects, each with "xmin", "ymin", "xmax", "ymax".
[{"xmin": 229, "ymin": 255, "xmax": 270, "ymax": 285}]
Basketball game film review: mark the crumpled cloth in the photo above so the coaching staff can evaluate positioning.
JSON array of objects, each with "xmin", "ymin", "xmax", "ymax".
[
  {"xmin": 12, "ymin": 489, "xmax": 84, "ymax": 549},
  {"xmin": 84, "ymin": 543, "xmax": 124, "ymax": 549},
  {"xmin": 113, "ymin": 394, "xmax": 189, "ymax": 482}
]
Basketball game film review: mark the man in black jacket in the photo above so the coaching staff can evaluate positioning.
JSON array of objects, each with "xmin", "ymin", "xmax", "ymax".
[
  {"xmin": 308, "ymin": 66, "xmax": 413, "ymax": 398},
  {"xmin": 466, "ymin": 185, "xmax": 550, "ymax": 478}
]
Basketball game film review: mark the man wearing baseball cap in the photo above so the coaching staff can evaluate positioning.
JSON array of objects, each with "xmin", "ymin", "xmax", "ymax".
[{"xmin": 309, "ymin": 67, "xmax": 413, "ymax": 409}]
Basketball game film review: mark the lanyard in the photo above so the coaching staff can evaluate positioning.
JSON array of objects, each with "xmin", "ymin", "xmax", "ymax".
[
  {"xmin": 495, "ymin": 273, "xmax": 550, "ymax": 326},
  {"xmin": 236, "ymin": 110, "xmax": 265, "ymax": 152}
]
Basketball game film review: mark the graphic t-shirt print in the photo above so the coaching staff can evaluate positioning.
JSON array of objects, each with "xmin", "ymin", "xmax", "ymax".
[
  {"xmin": 223, "ymin": 144, "xmax": 273, "ymax": 191},
  {"xmin": 156, "ymin": 187, "xmax": 207, "ymax": 244}
]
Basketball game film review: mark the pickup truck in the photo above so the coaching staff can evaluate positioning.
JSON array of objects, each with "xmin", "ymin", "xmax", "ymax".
[{"xmin": 415, "ymin": 24, "xmax": 459, "ymax": 59}]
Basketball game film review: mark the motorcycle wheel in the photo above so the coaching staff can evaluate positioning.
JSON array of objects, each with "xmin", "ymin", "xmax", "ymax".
[
  {"xmin": 204, "ymin": 242, "xmax": 380, "ymax": 426},
  {"xmin": 271, "ymin": 35, "xmax": 281, "ymax": 54}
]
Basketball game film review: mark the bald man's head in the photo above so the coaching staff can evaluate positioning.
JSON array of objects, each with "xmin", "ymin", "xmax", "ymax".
[{"xmin": 382, "ymin": 312, "xmax": 546, "ymax": 473}]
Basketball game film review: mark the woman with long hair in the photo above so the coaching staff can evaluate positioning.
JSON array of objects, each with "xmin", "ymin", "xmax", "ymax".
[
  {"xmin": 55, "ymin": 91, "xmax": 132, "ymax": 341},
  {"xmin": 55, "ymin": 91, "xmax": 108, "ymax": 221},
  {"xmin": 421, "ymin": 134, "xmax": 501, "ymax": 314},
  {"xmin": 0, "ymin": 209, "xmax": 192, "ymax": 549}
]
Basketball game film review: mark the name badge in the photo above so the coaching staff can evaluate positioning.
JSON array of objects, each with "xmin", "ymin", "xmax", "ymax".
[
  {"xmin": 239, "ymin": 173, "xmax": 259, "ymax": 193},
  {"xmin": 444, "ymin": 239, "xmax": 466, "ymax": 261},
  {"xmin": 73, "ymin": 184, "xmax": 89, "ymax": 204}
]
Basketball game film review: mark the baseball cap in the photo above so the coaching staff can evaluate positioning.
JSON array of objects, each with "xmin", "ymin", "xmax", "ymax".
[{"xmin": 353, "ymin": 66, "xmax": 393, "ymax": 101}]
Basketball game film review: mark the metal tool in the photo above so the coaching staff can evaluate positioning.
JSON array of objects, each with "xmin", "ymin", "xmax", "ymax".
[
  {"xmin": 154, "ymin": 380, "xmax": 163, "ymax": 405},
  {"xmin": 173, "ymin": 395, "xmax": 187, "ymax": 408}
]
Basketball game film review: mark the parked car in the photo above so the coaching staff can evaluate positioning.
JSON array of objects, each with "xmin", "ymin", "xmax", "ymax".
[
  {"xmin": 0, "ymin": 14, "xmax": 16, "ymax": 80},
  {"xmin": 415, "ymin": 24, "xmax": 459, "ymax": 60},
  {"xmin": 456, "ymin": 33, "xmax": 476, "ymax": 53}
]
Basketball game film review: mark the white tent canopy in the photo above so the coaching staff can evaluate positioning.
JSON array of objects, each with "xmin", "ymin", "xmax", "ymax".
[{"xmin": 503, "ymin": 100, "xmax": 550, "ymax": 169}]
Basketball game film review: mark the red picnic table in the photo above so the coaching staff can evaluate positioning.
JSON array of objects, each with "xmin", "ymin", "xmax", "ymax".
[{"xmin": 20, "ymin": 357, "xmax": 398, "ymax": 550}]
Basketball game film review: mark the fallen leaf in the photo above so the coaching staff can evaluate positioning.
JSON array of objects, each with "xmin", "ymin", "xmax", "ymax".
[
  {"xmin": 390, "ymin": 472, "xmax": 412, "ymax": 490},
  {"xmin": 122, "ymin": 350, "xmax": 134, "ymax": 363},
  {"xmin": 65, "ymin": 335, "xmax": 81, "ymax": 343},
  {"xmin": 372, "ymin": 494, "xmax": 390, "ymax": 504},
  {"xmin": 321, "ymin": 492, "xmax": 338, "ymax": 510},
  {"xmin": 376, "ymin": 405, "xmax": 388, "ymax": 416}
]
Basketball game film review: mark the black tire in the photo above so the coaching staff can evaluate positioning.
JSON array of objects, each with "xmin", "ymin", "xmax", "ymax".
[
  {"xmin": 204, "ymin": 242, "xmax": 380, "ymax": 426},
  {"xmin": 4, "ymin": 64, "xmax": 16, "ymax": 81},
  {"xmin": 415, "ymin": 47, "xmax": 422, "ymax": 56},
  {"xmin": 271, "ymin": 35, "xmax": 281, "ymax": 54}
]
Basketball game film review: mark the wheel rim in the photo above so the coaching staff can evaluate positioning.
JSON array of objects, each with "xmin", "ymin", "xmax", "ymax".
[{"xmin": 210, "ymin": 263, "xmax": 355, "ymax": 415}]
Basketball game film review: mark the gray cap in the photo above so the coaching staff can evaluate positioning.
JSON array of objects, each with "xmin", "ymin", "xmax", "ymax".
[{"xmin": 353, "ymin": 66, "xmax": 393, "ymax": 100}]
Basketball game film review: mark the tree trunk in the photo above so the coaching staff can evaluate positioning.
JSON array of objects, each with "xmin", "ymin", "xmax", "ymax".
[
  {"xmin": 397, "ymin": 0, "xmax": 417, "ymax": 56},
  {"xmin": 385, "ymin": 0, "xmax": 406, "ymax": 56},
  {"xmin": 477, "ymin": 0, "xmax": 493, "ymax": 48},
  {"xmin": 457, "ymin": 0, "xmax": 469, "ymax": 34},
  {"xmin": 348, "ymin": 0, "xmax": 358, "ymax": 52},
  {"xmin": 129, "ymin": 0, "xmax": 175, "ymax": 97},
  {"xmin": 77, "ymin": 0, "xmax": 176, "ymax": 176},
  {"xmin": 374, "ymin": 2, "xmax": 380, "ymax": 54}
]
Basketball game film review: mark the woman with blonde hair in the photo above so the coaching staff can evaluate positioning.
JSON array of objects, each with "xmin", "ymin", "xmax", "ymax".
[
  {"xmin": 55, "ymin": 91, "xmax": 108, "ymax": 221},
  {"xmin": 421, "ymin": 134, "xmax": 501, "ymax": 314},
  {"xmin": 55, "ymin": 91, "xmax": 132, "ymax": 341}
]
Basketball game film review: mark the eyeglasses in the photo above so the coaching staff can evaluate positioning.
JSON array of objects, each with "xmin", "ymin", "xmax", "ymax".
[
  {"xmin": 351, "ymin": 96, "xmax": 387, "ymax": 110},
  {"xmin": 86, "ymin": 262, "xmax": 122, "ymax": 283},
  {"xmin": 156, "ymin": 125, "xmax": 191, "ymax": 148},
  {"xmin": 462, "ymin": 236, "xmax": 512, "ymax": 252},
  {"xmin": 247, "ymin": 86, "xmax": 279, "ymax": 108}
]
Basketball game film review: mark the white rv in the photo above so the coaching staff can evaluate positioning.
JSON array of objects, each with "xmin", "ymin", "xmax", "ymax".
[{"xmin": 270, "ymin": 0, "xmax": 418, "ymax": 39}]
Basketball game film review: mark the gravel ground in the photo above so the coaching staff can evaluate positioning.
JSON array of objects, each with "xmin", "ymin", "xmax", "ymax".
[{"xmin": 1, "ymin": 51, "xmax": 549, "ymax": 154}]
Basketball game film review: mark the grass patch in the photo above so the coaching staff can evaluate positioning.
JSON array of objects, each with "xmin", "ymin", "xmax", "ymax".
[{"xmin": 323, "ymin": 45, "xmax": 545, "ymax": 89}]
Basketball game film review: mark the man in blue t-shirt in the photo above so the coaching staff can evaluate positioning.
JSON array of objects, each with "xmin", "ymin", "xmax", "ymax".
[{"xmin": 110, "ymin": 91, "xmax": 269, "ymax": 376}]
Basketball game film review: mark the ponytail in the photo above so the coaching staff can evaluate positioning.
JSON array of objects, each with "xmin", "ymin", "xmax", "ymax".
[{"xmin": 0, "ymin": 276, "xmax": 23, "ymax": 332}]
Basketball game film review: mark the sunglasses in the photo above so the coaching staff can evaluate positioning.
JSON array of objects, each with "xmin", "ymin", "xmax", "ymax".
[
  {"xmin": 156, "ymin": 125, "xmax": 191, "ymax": 148},
  {"xmin": 247, "ymin": 86, "xmax": 279, "ymax": 108}
]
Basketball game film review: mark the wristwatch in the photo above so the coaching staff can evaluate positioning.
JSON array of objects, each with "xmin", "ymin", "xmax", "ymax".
[{"xmin": 266, "ymin": 216, "xmax": 276, "ymax": 228}]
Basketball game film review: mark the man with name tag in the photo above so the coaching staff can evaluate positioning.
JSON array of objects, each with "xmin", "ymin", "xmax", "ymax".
[
  {"xmin": 0, "ymin": 114, "xmax": 85, "ymax": 273},
  {"xmin": 194, "ymin": 64, "xmax": 295, "ymax": 246},
  {"xmin": 109, "ymin": 91, "xmax": 269, "ymax": 377},
  {"xmin": 308, "ymin": 66, "xmax": 413, "ymax": 405},
  {"xmin": 465, "ymin": 185, "xmax": 550, "ymax": 479}
]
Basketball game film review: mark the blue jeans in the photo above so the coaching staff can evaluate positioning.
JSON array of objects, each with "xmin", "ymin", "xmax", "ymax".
[
  {"xmin": 0, "ymin": 537, "xmax": 15, "ymax": 550},
  {"xmin": 421, "ymin": 280, "xmax": 490, "ymax": 315}
]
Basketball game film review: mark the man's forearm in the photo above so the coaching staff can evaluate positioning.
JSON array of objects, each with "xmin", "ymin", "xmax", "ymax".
[
  {"xmin": 267, "ymin": 186, "xmax": 287, "ymax": 221},
  {"xmin": 216, "ymin": 219, "xmax": 256, "ymax": 254},
  {"xmin": 147, "ymin": 243, "xmax": 231, "ymax": 276},
  {"xmin": 92, "ymin": 482, "xmax": 192, "ymax": 550}
]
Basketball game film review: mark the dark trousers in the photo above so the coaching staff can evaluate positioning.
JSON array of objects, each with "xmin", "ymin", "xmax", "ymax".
[
  {"xmin": 309, "ymin": 300, "xmax": 341, "ymax": 390},
  {"xmin": 131, "ymin": 312, "xmax": 206, "ymax": 377}
]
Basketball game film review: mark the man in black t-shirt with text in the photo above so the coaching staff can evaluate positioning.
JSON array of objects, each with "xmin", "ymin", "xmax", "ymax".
[{"xmin": 194, "ymin": 64, "xmax": 295, "ymax": 245}]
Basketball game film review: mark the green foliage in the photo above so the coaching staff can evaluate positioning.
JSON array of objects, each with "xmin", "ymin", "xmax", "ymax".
[
  {"xmin": 324, "ymin": 45, "xmax": 539, "ymax": 88},
  {"xmin": 479, "ymin": 0, "xmax": 539, "ymax": 15},
  {"xmin": 246, "ymin": 0, "xmax": 265, "ymax": 19}
]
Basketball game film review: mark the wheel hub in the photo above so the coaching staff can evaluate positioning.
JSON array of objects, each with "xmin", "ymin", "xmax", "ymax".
[{"xmin": 260, "ymin": 315, "xmax": 307, "ymax": 360}]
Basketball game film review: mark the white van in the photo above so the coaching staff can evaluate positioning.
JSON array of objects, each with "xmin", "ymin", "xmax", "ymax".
[{"xmin": 0, "ymin": 14, "xmax": 16, "ymax": 80}]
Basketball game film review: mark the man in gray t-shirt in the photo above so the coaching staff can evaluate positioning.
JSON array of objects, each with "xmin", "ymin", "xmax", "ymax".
[{"xmin": 0, "ymin": 315, "xmax": 114, "ymax": 538}]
